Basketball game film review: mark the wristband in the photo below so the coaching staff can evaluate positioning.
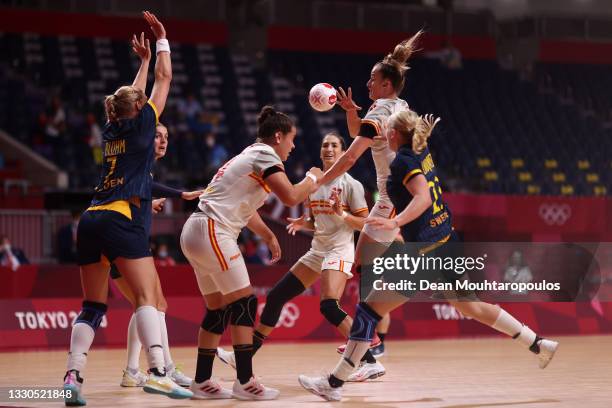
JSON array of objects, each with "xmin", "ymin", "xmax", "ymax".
[
  {"xmin": 156, "ymin": 39, "xmax": 171, "ymax": 54},
  {"xmin": 305, "ymin": 172, "xmax": 317, "ymax": 184}
]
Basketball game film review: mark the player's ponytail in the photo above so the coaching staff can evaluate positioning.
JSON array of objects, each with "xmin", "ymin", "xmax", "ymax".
[
  {"xmin": 104, "ymin": 85, "xmax": 146, "ymax": 122},
  {"xmin": 377, "ymin": 30, "xmax": 423, "ymax": 94},
  {"xmin": 389, "ymin": 110, "xmax": 440, "ymax": 154},
  {"xmin": 256, "ymin": 105, "xmax": 294, "ymax": 140}
]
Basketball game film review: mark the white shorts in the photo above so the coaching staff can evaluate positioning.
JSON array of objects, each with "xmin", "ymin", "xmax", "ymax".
[
  {"xmin": 298, "ymin": 249, "xmax": 354, "ymax": 278},
  {"xmin": 361, "ymin": 200, "xmax": 400, "ymax": 244},
  {"xmin": 180, "ymin": 214, "xmax": 250, "ymax": 295}
]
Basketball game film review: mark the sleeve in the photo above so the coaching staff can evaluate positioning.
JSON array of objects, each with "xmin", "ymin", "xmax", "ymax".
[
  {"xmin": 359, "ymin": 103, "xmax": 389, "ymax": 138},
  {"xmin": 252, "ymin": 149, "xmax": 285, "ymax": 178},
  {"xmin": 152, "ymin": 182, "xmax": 183, "ymax": 198},
  {"xmin": 136, "ymin": 100, "xmax": 159, "ymax": 145},
  {"xmin": 397, "ymin": 154, "xmax": 423, "ymax": 185},
  {"xmin": 346, "ymin": 178, "xmax": 369, "ymax": 216}
]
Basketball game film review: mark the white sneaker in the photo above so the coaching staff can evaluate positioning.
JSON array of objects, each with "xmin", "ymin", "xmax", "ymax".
[
  {"xmin": 347, "ymin": 361, "xmax": 386, "ymax": 382},
  {"xmin": 216, "ymin": 347, "xmax": 236, "ymax": 370},
  {"xmin": 143, "ymin": 373, "xmax": 193, "ymax": 399},
  {"xmin": 168, "ymin": 365, "xmax": 192, "ymax": 387},
  {"xmin": 298, "ymin": 374, "xmax": 342, "ymax": 401},
  {"xmin": 232, "ymin": 377, "xmax": 279, "ymax": 400},
  {"xmin": 535, "ymin": 339, "xmax": 559, "ymax": 369},
  {"xmin": 120, "ymin": 368, "xmax": 148, "ymax": 387},
  {"xmin": 190, "ymin": 379, "xmax": 232, "ymax": 399}
]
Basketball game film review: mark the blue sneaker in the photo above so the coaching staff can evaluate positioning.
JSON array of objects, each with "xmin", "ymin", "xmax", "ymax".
[
  {"xmin": 371, "ymin": 342, "xmax": 385, "ymax": 358},
  {"xmin": 63, "ymin": 370, "xmax": 87, "ymax": 406}
]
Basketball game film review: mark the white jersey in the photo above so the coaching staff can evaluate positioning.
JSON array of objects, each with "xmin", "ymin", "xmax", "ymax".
[
  {"xmin": 198, "ymin": 143, "xmax": 283, "ymax": 236},
  {"xmin": 362, "ymin": 97, "xmax": 410, "ymax": 202},
  {"xmin": 308, "ymin": 173, "xmax": 368, "ymax": 255}
]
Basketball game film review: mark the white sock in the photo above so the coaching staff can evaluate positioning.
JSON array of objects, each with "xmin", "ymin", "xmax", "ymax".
[
  {"xmin": 331, "ymin": 339, "xmax": 370, "ymax": 382},
  {"xmin": 135, "ymin": 305, "xmax": 165, "ymax": 373},
  {"xmin": 492, "ymin": 308, "xmax": 537, "ymax": 347},
  {"xmin": 158, "ymin": 311, "xmax": 174, "ymax": 370},
  {"xmin": 126, "ymin": 313, "xmax": 142, "ymax": 371},
  {"xmin": 67, "ymin": 323, "xmax": 95, "ymax": 373}
]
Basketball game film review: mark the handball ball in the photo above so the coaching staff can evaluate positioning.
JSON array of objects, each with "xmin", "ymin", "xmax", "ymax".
[{"xmin": 309, "ymin": 83, "xmax": 337, "ymax": 112}]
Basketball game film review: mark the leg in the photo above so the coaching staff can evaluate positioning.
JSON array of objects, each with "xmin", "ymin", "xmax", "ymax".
[
  {"xmin": 320, "ymin": 269, "xmax": 351, "ymax": 337},
  {"xmin": 449, "ymin": 300, "xmax": 558, "ymax": 368},
  {"xmin": 254, "ymin": 262, "xmax": 318, "ymax": 351}
]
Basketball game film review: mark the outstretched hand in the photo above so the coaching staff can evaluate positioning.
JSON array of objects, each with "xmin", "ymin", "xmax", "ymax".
[
  {"xmin": 337, "ymin": 87, "xmax": 362, "ymax": 112},
  {"xmin": 143, "ymin": 10, "xmax": 166, "ymax": 39},
  {"xmin": 131, "ymin": 32, "xmax": 151, "ymax": 62}
]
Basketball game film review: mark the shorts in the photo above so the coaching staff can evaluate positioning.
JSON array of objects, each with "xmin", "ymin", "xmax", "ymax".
[
  {"xmin": 362, "ymin": 200, "xmax": 400, "ymax": 244},
  {"xmin": 77, "ymin": 203, "xmax": 151, "ymax": 266},
  {"xmin": 180, "ymin": 213, "xmax": 250, "ymax": 295},
  {"xmin": 298, "ymin": 249, "xmax": 354, "ymax": 278}
]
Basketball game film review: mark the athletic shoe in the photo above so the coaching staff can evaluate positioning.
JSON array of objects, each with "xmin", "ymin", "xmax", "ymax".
[
  {"xmin": 216, "ymin": 347, "xmax": 236, "ymax": 370},
  {"xmin": 370, "ymin": 342, "xmax": 385, "ymax": 358},
  {"xmin": 232, "ymin": 377, "xmax": 279, "ymax": 400},
  {"xmin": 298, "ymin": 374, "xmax": 342, "ymax": 401},
  {"xmin": 336, "ymin": 333, "xmax": 381, "ymax": 355},
  {"xmin": 190, "ymin": 379, "xmax": 232, "ymax": 399},
  {"xmin": 168, "ymin": 364, "xmax": 192, "ymax": 387},
  {"xmin": 143, "ymin": 373, "xmax": 193, "ymax": 399},
  {"xmin": 533, "ymin": 339, "xmax": 559, "ymax": 369},
  {"xmin": 63, "ymin": 370, "xmax": 86, "ymax": 407},
  {"xmin": 347, "ymin": 361, "xmax": 386, "ymax": 382},
  {"xmin": 120, "ymin": 368, "xmax": 148, "ymax": 387}
]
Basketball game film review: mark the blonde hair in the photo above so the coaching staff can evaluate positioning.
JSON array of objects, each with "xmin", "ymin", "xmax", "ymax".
[
  {"xmin": 377, "ymin": 30, "xmax": 424, "ymax": 93},
  {"xmin": 389, "ymin": 110, "xmax": 440, "ymax": 154},
  {"xmin": 104, "ymin": 85, "xmax": 146, "ymax": 122}
]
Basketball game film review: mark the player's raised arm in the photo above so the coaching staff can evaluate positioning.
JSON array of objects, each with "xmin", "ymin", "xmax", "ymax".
[
  {"xmin": 144, "ymin": 11, "xmax": 172, "ymax": 116},
  {"xmin": 337, "ymin": 86, "xmax": 362, "ymax": 138},
  {"xmin": 131, "ymin": 32, "xmax": 151, "ymax": 92},
  {"xmin": 265, "ymin": 167, "xmax": 323, "ymax": 207}
]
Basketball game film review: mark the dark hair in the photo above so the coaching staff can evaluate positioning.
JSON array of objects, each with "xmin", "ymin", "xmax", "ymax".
[
  {"xmin": 256, "ymin": 105, "xmax": 294, "ymax": 140},
  {"xmin": 375, "ymin": 30, "xmax": 423, "ymax": 94},
  {"xmin": 322, "ymin": 131, "xmax": 346, "ymax": 150}
]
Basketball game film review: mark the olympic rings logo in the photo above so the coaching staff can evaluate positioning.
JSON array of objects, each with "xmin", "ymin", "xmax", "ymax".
[
  {"xmin": 538, "ymin": 203, "xmax": 571, "ymax": 226},
  {"xmin": 257, "ymin": 302, "xmax": 300, "ymax": 328}
]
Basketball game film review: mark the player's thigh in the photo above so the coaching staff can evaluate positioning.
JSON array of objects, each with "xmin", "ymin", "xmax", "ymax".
[
  {"xmin": 321, "ymin": 268, "xmax": 349, "ymax": 300},
  {"xmin": 289, "ymin": 260, "xmax": 320, "ymax": 288},
  {"xmin": 114, "ymin": 256, "xmax": 158, "ymax": 304},
  {"xmin": 80, "ymin": 262, "xmax": 111, "ymax": 303},
  {"xmin": 112, "ymin": 275, "xmax": 137, "ymax": 306}
]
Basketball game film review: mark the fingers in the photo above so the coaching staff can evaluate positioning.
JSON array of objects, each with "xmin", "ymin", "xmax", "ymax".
[
  {"xmin": 337, "ymin": 87, "xmax": 347, "ymax": 100},
  {"xmin": 140, "ymin": 31, "xmax": 145, "ymax": 46}
]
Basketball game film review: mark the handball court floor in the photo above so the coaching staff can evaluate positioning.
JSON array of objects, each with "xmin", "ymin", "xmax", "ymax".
[{"xmin": 1, "ymin": 335, "xmax": 610, "ymax": 408}]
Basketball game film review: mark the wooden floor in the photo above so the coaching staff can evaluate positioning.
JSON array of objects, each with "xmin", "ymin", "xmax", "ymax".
[{"xmin": 1, "ymin": 335, "xmax": 610, "ymax": 407}]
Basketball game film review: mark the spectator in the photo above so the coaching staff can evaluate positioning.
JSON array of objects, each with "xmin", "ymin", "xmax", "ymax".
[
  {"xmin": 0, "ymin": 235, "xmax": 29, "ymax": 271},
  {"xmin": 205, "ymin": 133, "xmax": 228, "ymax": 169},
  {"xmin": 176, "ymin": 92, "xmax": 203, "ymax": 121},
  {"xmin": 503, "ymin": 250, "xmax": 533, "ymax": 296},
  {"xmin": 86, "ymin": 113, "xmax": 103, "ymax": 165},
  {"xmin": 57, "ymin": 210, "xmax": 80, "ymax": 263},
  {"xmin": 154, "ymin": 242, "xmax": 176, "ymax": 267}
]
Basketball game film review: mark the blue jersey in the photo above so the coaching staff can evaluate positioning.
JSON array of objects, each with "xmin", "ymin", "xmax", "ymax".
[
  {"xmin": 387, "ymin": 145, "xmax": 452, "ymax": 243},
  {"xmin": 90, "ymin": 101, "xmax": 159, "ymax": 206}
]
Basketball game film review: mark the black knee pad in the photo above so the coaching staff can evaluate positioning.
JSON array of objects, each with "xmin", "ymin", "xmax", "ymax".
[
  {"xmin": 320, "ymin": 298, "xmax": 348, "ymax": 327},
  {"xmin": 75, "ymin": 300, "xmax": 108, "ymax": 330},
  {"xmin": 260, "ymin": 272, "xmax": 305, "ymax": 327},
  {"xmin": 200, "ymin": 307, "xmax": 230, "ymax": 335},
  {"xmin": 228, "ymin": 294, "xmax": 257, "ymax": 327}
]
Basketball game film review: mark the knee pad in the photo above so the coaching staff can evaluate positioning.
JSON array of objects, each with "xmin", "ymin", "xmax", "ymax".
[
  {"xmin": 349, "ymin": 302, "xmax": 382, "ymax": 342},
  {"xmin": 75, "ymin": 300, "xmax": 108, "ymax": 330},
  {"xmin": 320, "ymin": 299, "xmax": 348, "ymax": 327},
  {"xmin": 200, "ymin": 307, "xmax": 230, "ymax": 335},
  {"xmin": 260, "ymin": 272, "xmax": 305, "ymax": 327},
  {"xmin": 228, "ymin": 294, "xmax": 257, "ymax": 327}
]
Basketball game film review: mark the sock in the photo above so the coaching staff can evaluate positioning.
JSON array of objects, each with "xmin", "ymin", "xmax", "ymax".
[
  {"xmin": 67, "ymin": 323, "xmax": 95, "ymax": 373},
  {"xmin": 378, "ymin": 332, "xmax": 386, "ymax": 343},
  {"xmin": 195, "ymin": 348, "xmax": 216, "ymax": 383},
  {"xmin": 126, "ymin": 313, "xmax": 142, "ymax": 370},
  {"xmin": 361, "ymin": 350, "xmax": 376, "ymax": 364},
  {"xmin": 329, "ymin": 374, "xmax": 344, "ymax": 388},
  {"xmin": 158, "ymin": 311, "xmax": 174, "ymax": 370},
  {"xmin": 492, "ymin": 309, "xmax": 537, "ymax": 348},
  {"xmin": 332, "ymin": 339, "xmax": 371, "ymax": 382},
  {"xmin": 135, "ymin": 305, "xmax": 165, "ymax": 374},
  {"xmin": 233, "ymin": 344, "xmax": 253, "ymax": 385},
  {"xmin": 252, "ymin": 330, "xmax": 267, "ymax": 355}
]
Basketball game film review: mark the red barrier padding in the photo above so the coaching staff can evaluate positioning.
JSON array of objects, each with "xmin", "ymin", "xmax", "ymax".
[
  {"xmin": 0, "ymin": 7, "xmax": 228, "ymax": 44},
  {"xmin": 540, "ymin": 40, "xmax": 612, "ymax": 65},
  {"xmin": 1, "ymin": 296, "xmax": 611, "ymax": 349}
]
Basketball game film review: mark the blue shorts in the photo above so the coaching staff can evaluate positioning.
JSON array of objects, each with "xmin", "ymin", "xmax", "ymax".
[{"xmin": 77, "ymin": 201, "xmax": 151, "ymax": 266}]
